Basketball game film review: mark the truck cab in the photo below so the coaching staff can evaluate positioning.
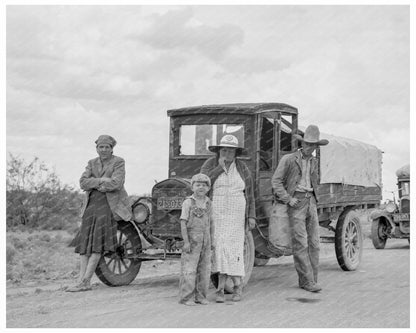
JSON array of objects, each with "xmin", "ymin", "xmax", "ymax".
[{"xmin": 146, "ymin": 103, "xmax": 298, "ymax": 284}]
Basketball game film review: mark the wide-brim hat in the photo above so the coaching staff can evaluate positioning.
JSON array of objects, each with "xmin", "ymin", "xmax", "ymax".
[
  {"xmin": 294, "ymin": 125, "xmax": 329, "ymax": 146},
  {"xmin": 208, "ymin": 134, "xmax": 246, "ymax": 153}
]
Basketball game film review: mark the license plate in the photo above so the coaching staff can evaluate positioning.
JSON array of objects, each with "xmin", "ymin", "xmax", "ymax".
[
  {"xmin": 393, "ymin": 213, "xmax": 410, "ymax": 222},
  {"xmin": 157, "ymin": 197, "xmax": 185, "ymax": 210}
]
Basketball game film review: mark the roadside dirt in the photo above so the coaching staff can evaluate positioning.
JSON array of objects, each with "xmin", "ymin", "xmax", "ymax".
[
  {"xmin": 7, "ymin": 213, "xmax": 377, "ymax": 327},
  {"xmin": 6, "ymin": 239, "xmax": 410, "ymax": 328}
]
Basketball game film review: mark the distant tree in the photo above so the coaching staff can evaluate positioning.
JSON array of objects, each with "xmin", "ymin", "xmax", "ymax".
[{"xmin": 6, "ymin": 153, "xmax": 82, "ymax": 230}]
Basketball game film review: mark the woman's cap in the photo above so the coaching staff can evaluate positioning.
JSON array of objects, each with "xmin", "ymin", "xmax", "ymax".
[{"xmin": 95, "ymin": 135, "xmax": 117, "ymax": 148}]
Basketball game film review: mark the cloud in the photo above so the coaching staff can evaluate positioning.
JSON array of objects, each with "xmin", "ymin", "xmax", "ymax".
[
  {"xmin": 137, "ymin": 7, "xmax": 244, "ymax": 61},
  {"xmin": 221, "ymin": 56, "xmax": 292, "ymax": 74},
  {"xmin": 6, "ymin": 5, "xmax": 410, "ymax": 199},
  {"xmin": 7, "ymin": 6, "xmax": 155, "ymax": 102}
]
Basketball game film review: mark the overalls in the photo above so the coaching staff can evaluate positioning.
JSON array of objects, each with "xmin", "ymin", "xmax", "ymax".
[{"xmin": 179, "ymin": 198, "xmax": 211, "ymax": 303}]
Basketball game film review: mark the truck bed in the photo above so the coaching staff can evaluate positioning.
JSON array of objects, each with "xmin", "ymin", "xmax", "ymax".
[{"xmin": 316, "ymin": 183, "xmax": 381, "ymax": 207}]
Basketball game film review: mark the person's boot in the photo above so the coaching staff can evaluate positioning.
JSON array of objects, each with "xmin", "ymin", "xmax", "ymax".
[
  {"xmin": 231, "ymin": 284, "xmax": 242, "ymax": 302},
  {"xmin": 216, "ymin": 274, "xmax": 226, "ymax": 303},
  {"xmin": 301, "ymin": 282, "xmax": 322, "ymax": 292}
]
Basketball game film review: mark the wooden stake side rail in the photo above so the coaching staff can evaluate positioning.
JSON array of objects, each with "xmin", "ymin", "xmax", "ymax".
[{"xmin": 317, "ymin": 183, "xmax": 381, "ymax": 208}]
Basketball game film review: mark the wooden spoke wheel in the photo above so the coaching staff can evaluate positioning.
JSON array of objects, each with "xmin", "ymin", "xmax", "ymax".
[
  {"xmin": 95, "ymin": 221, "xmax": 142, "ymax": 286},
  {"xmin": 335, "ymin": 210, "xmax": 363, "ymax": 271},
  {"xmin": 371, "ymin": 218, "xmax": 388, "ymax": 249}
]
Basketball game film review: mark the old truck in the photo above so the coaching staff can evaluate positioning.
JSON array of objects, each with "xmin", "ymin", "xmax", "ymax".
[
  {"xmin": 370, "ymin": 164, "xmax": 410, "ymax": 248},
  {"xmin": 94, "ymin": 103, "xmax": 383, "ymax": 287}
]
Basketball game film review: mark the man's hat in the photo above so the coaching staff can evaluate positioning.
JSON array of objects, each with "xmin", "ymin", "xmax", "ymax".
[
  {"xmin": 294, "ymin": 125, "xmax": 329, "ymax": 146},
  {"xmin": 208, "ymin": 134, "xmax": 246, "ymax": 153}
]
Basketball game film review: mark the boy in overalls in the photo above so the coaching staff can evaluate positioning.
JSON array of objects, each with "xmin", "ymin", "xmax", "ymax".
[{"xmin": 179, "ymin": 173, "xmax": 214, "ymax": 306}]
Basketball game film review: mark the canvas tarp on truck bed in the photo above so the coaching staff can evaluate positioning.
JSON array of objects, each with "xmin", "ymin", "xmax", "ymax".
[
  {"xmin": 396, "ymin": 164, "xmax": 410, "ymax": 179},
  {"xmin": 318, "ymin": 133, "xmax": 382, "ymax": 187}
]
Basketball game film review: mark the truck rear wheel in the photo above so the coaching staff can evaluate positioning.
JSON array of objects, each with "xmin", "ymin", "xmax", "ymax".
[
  {"xmin": 211, "ymin": 230, "xmax": 255, "ymax": 292},
  {"xmin": 95, "ymin": 221, "xmax": 142, "ymax": 286},
  {"xmin": 335, "ymin": 210, "xmax": 363, "ymax": 271},
  {"xmin": 371, "ymin": 218, "xmax": 387, "ymax": 249}
]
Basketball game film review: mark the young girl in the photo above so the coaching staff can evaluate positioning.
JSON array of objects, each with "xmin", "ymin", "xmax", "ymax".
[{"xmin": 179, "ymin": 173, "xmax": 214, "ymax": 305}]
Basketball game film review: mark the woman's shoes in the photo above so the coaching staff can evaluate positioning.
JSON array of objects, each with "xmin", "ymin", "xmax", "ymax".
[
  {"xmin": 231, "ymin": 285, "xmax": 242, "ymax": 302},
  {"xmin": 65, "ymin": 281, "xmax": 92, "ymax": 292},
  {"xmin": 215, "ymin": 290, "xmax": 225, "ymax": 303}
]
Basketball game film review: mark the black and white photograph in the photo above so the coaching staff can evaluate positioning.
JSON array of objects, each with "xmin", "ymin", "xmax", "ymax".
[{"xmin": 3, "ymin": 2, "xmax": 413, "ymax": 329}]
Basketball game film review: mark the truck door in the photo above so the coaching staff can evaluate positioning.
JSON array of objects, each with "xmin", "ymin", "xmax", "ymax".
[{"xmin": 257, "ymin": 112, "xmax": 297, "ymax": 225}]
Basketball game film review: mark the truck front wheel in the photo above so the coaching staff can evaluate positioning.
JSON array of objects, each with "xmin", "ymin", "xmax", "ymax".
[
  {"xmin": 371, "ymin": 218, "xmax": 388, "ymax": 249},
  {"xmin": 95, "ymin": 221, "xmax": 142, "ymax": 286}
]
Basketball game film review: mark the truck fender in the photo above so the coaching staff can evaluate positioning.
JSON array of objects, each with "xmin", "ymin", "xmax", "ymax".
[
  {"xmin": 119, "ymin": 220, "xmax": 153, "ymax": 248},
  {"xmin": 369, "ymin": 210, "xmax": 395, "ymax": 229}
]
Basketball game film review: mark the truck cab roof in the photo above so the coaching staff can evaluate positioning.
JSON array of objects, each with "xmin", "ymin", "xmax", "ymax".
[{"xmin": 167, "ymin": 103, "xmax": 298, "ymax": 117}]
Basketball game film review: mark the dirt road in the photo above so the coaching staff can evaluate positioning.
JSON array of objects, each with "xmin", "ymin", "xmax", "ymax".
[{"xmin": 6, "ymin": 239, "xmax": 410, "ymax": 328}]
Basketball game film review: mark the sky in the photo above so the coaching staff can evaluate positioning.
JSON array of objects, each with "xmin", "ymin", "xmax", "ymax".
[{"xmin": 5, "ymin": 4, "xmax": 411, "ymax": 200}]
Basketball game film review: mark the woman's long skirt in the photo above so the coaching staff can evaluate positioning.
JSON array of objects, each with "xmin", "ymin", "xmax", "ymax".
[
  {"xmin": 211, "ymin": 162, "xmax": 246, "ymax": 277},
  {"xmin": 75, "ymin": 190, "xmax": 118, "ymax": 255}
]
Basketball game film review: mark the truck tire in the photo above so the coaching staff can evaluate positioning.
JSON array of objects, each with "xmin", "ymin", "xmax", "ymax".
[
  {"xmin": 335, "ymin": 209, "xmax": 363, "ymax": 271},
  {"xmin": 95, "ymin": 221, "xmax": 142, "ymax": 286},
  {"xmin": 211, "ymin": 230, "xmax": 255, "ymax": 292},
  {"xmin": 243, "ymin": 230, "xmax": 255, "ymax": 284},
  {"xmin": 371, "ymin": 218, "xmax": 387, "ymax": 249}
]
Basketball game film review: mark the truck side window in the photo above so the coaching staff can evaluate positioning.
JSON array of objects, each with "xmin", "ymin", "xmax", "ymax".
[
  {"xmin": 260, "ymin": 117, "xmax": 273, "ymax": 171},
  {"xmin": 280, "ymin": 115, "xmax": 293, "ymax": 152}
]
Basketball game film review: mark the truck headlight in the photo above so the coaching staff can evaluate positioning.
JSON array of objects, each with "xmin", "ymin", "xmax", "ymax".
[
  {"xmin": 386, "ymin": 201, "xmax": 397, "ymax": 213},
  {"xmin": 132, "ymin": 202, "xmax": 149, "ymax": 223}
]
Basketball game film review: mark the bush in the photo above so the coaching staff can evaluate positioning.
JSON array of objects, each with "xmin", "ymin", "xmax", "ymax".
[
  {"xmin": 6, "ymin": 230, "xmax": 80, "ymax": 282},
  {"xmin": 6, "ymin": 154, "xmax": 83, "ymax": 231},
  {"xmin": 6, "ymin": 244, "xmax": 16, "ymax": 264}
]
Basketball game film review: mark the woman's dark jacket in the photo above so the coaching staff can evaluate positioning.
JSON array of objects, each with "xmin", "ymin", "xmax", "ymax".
[
  {"xmin": 200, "ymin": 156, "xmax": 256, "ymax": 220},
  {"xmin": 80, "ymin": 155, "xmax": 132, "ymax": 221}
]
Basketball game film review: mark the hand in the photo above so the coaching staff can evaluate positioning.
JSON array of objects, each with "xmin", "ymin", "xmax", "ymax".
[
  {"xmin": 248, "ymin": 218, "xmax": 256, "ymax": 230},
  {"xmin": 182, "ymin": 242, "xmax": 190, "ymax": 253},
  {"xmin": 100, "ymin": 177, "xmax": 111, "ymax": 184},
  {"xmin": 288, "ymin": 197, "xmax": 299, "ymax": 207},
  {"xmin": 218, "ymin": 156, "xmax": 226, "ymax": 169}
]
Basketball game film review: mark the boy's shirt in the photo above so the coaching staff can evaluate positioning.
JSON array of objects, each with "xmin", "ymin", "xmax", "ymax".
[{"xmin": 180, "ymin": 194, "xmax": 211, "ymax": 224}]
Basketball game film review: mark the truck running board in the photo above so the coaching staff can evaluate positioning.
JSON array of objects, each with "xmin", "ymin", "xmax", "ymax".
[{"xmin": 320, "ymin": 236, "xmax": 335, "ymax": 243}]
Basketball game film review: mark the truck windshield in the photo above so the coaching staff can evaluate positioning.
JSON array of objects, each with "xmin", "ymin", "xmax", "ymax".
[
  {"xmin": 179, "ymin": 124, "xmax": 245, "ymax": 156},
  {"xmin": 399, "ymin": 181, "xmax": 410, "ymax": 197}
]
